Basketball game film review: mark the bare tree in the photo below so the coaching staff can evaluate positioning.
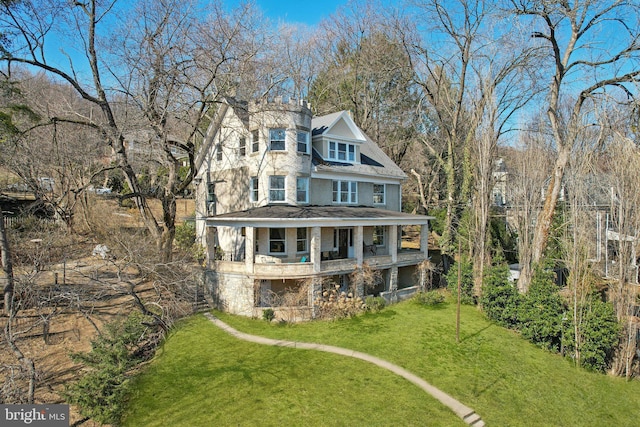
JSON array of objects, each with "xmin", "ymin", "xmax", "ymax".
[
  {"xmin": 401, "ymin": 0, "xmax": 535, "ymax": 297},
  {"xmin": 310, "ymin": 2, "xmax": 419, "ymax": 166},
  {"xmin": 0, "ymin": 0, "xmax": 271, "ymax": 261},
  {"xmin": 510, "ymin": 0, "xmax": 640, "ymax": 291},
  {"xmin": 602, "ymin": 129, "xmax": 640, "ymax": 378}
]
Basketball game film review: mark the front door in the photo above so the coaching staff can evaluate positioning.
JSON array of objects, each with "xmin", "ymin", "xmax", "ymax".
[
  {"xmin": 338, "ymin": 229, "xmax": 349, "ymax": 258},
  {"xmin": 336, "ymin": 228, "xmax": 354, "ymax": 259}
]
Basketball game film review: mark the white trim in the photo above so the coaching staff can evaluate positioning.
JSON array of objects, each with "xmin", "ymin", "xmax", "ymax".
[{"xmin": 312, "ymin": 170, "xmax": 404, "ymax": 184}]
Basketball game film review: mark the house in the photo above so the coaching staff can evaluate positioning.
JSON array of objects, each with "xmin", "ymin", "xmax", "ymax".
[{"xmin": 194, "ymin": 97, "xmax": 433, "ymax": 318}]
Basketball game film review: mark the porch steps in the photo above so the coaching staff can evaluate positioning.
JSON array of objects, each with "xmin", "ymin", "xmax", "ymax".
[{"xmin": 192, "ymin": 289, "xmax": 211, "ymax": 313}]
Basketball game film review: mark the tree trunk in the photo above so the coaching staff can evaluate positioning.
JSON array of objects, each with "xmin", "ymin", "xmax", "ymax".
[
  {"xmin": 518, "ymin": 146, "xmax": 570, "ymax": 292},
  {"xmin": 1, "ymin": 209, "xmax": 15, "ymax": 315}
]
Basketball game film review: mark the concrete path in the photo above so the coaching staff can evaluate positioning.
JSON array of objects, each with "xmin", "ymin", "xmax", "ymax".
[{"xmin": 204, "ymin": 313, "xmax": 484, "ymax": 426}]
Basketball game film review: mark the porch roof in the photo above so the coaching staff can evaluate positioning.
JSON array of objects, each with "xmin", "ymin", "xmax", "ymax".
[{"xmin": 205, "ymin": 204, "xmax": 433, "ymax": 228}]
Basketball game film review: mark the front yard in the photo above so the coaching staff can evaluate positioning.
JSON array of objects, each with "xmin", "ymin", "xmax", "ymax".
[{"xmin": 124, "ymin": 298, "xmax": 640, "ymax": 426}]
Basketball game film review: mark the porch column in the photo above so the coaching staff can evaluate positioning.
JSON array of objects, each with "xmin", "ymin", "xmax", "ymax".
[
  {"xmin": 420, "ymin": 224, "xmax": 429, "ymax": 257},
  {"xmin": 389, "ymin": 225, "xmax": 398, "ymax": 263},
  {"xmin": 245, "ymin": 227, "xmax": 255, "ymax": 274},
  {"xmin": 311, "ymin": 226, "xmax": 321, "ymax": 273},
  {"xmin": 355, "ymin": 225, "xmax": 363, "ymax": 267}
]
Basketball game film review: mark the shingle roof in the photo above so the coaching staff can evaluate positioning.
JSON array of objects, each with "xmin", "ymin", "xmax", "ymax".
[
  {"xmin": 205, "ymin": 204, "xmax": 432, "ymax": 227},
  {"xmin": 310, "ymin": 111, "xmax": 406, "ymax": 180}
]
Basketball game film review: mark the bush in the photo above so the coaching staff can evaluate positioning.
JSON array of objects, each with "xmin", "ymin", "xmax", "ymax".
[
  {"xmin": 446, "ymin": 257, "xmax": 475, "ymax": 304},
  {"xmin": 566, "ymin": 295, "xmax": 621, "ymax": 372},
  {"xmin": 65, "ymin": 313, "xmax": 153, "ymax": 425},
  {"xmin": 262, "ymin": 308, "xmax": 275, "ymax": 322},
  {"xmin": 481, "ymin": 260, "xmax": 521, "ymax": 328},
  {"xmin": 365, "ymin": 296, "xmax": 387, "ymax": 312},
  {"xmin": 174, "ymin": 221, "xmax": 196, "ymax": 251},
  {"xmin": 413, "ymin": 291, "xmax": 445, "ymax": 306},
  {"xmin": 518, "ymin": 266, "xmax": 566, "ymax": 352}
]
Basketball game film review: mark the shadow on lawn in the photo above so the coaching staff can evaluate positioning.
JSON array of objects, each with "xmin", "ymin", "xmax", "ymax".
[{"xmin": 461, "ymin": 324, "xmax": 493, "ymax": 343}]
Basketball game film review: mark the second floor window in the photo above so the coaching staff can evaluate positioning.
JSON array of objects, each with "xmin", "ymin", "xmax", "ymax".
[
  {"xmin": 332, "ymin": 180, "xmax": 357, "ymax": 204},
  {"xmin": 297, "ymin": 130, "xmax": 309, "ymax": 153},
  {"xmin": 251, "ymin": 130, "xmax": 259, "ymax": 152},
  {"xmin": 216, "ymin": 143, "xmax": 222, "ymax": 161},
  {"xmin": 239, "ymin": 137, "xmax": 246, "ymax": 157},
  {"xmin": 373, "ymin": 184, "xmax": 385, "ymax": 204},
  {"xmin": 269, "ymin": 175, "xmax": 285, "ymax": 202},
  {"xmin": 250, "ymin": 177, "xmax": 259, "ymax": 202},
  {"xmin": 269, "ymin": 128, "xmax": 286, "ymax": 151},
  {"xmin": 296, "ymin": 177, "xmax": 309, "ymax": 203}
]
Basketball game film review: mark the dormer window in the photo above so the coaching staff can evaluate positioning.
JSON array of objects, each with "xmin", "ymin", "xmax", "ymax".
[
  {"xmin": 328, "ymin": 141, "xmax": 356, "ymax": 162},
  {"xmin": 269, "ymin": 128, "xmax": 286, "ymax": 151}
]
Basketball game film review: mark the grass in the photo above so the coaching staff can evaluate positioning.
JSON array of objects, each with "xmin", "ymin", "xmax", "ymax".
[{"xmin": 124, "ymin": 299, "xmax": 640, "ymax": 426}]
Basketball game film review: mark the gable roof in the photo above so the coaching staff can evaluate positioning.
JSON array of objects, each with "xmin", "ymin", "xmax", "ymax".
[{"xmin": 311, "ymin": 111, "xmax": 406, "ymax": 180}]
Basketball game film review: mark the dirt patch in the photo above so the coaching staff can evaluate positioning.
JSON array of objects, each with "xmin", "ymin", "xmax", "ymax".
[{"xmin": 0, "ymin": 257, "xmax": 167, "ymax": 426}]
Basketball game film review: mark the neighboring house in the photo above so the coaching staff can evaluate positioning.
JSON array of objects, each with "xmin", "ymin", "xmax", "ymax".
[
  {"xmin": 492, "ymin": 158, "xmax": 507, "ymax": 207},
  {"xmin": 194, "ymin": 97, "xmax": 433, "ymax": 317}
]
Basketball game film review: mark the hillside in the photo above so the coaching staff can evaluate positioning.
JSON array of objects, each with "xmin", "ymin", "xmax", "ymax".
[{"xmin": 124, "ymin": 300, "xmax": 640, "ymax": 426}]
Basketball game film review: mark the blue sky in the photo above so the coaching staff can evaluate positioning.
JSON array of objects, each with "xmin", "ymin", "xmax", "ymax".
[{"xmin": 230, "ymin": 0, "xmax": 350, "ymax": 25}]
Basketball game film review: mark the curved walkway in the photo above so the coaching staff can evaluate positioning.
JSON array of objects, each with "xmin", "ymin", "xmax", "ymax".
[{"xmin": 204, "ymin": 313, "xmax": 484, "ymax": 426}]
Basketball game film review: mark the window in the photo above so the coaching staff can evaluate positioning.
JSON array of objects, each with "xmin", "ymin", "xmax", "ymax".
[
  {"xmin": 328, "ymin": 141, "xmax": 356, "ymax": 162},
  {"xmin": 338, "ymin": 143, "xmax": 347, "ymax": 160},
  {"xmin": 297, "ymin": 130, "xmax": 309, "ymax": 153},
  {"xmin": 239, "ymin": 137, "xmax": 246, "ymax": 156},
  {"xmin": 269, "ymin": 175, "xmax": 285, "ymax": 202},
  {"xmin": 373, "ymin": 184, "xmax": 385, "ymax": 204},
  {"xmin": 251, "ymin": 130, "xmax": 259, "ymax": 152},
  {"xmin": 373, "ymin": 226, "xmax": 385, "ymax": 246},
  {"xmin": 207, "ymin": 183, "xmax": 216, "ymax": 203},
  {"xmin": 216, "ymin": 143, "xmax": 222, "ymax": 161},
  {"xmin": 269, "ymin": 128, "xmax": 286, "ymax": 151},
  {"xmin": 297, "ymin": 228, "xmax": 307, "ymax": 252},
  {"xmin": 332, "ymin": 180, "xmax": 357, "ymax": 204},
  {"xmin": 296, "ymin": 177, "xmax": 309, "ymax": 203},
  {"xmin": 269, "ymin": 228, "xmax": 286, "ymax": 253},
  {"xmin": 250, "ymin": 177, "xmax": 259, "ymax": 202}
]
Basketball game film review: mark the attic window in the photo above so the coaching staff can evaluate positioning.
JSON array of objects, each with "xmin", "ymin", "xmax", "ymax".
[{"xmin": 328, "ymin": 141, "xmax": 356, "ymax": 162}]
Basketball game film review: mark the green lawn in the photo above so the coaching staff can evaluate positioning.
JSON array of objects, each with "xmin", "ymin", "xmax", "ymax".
[{"xmin": 124, "ymin": 299, "xmax": 640, "ymax": 426}]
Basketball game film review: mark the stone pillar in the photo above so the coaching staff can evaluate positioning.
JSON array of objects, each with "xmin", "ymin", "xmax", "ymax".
[
  {"xmin": 311, "ymin": 226, "xmax": 321, "ymax": 273},
  {"xmin": 245, "ymin": 227, "xmax": 255, "ymax": 274},
  {"xmin": 389, "ymin": 225, "xmax": 398, "ymax": 263},
  {"xmin": 354, "ymin": 225, "xmax": 363, "ymax": 267},
  {"xmin": 310, "ymin": 277, "xmax": 323, "ymax": 318},
  {"xmin": 420, "ymin": 224, "xmax": 429, "ymax": 258},
  {"xmin": 389, "ymin": 266, "xmax": 399, "ymax": 303}
]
